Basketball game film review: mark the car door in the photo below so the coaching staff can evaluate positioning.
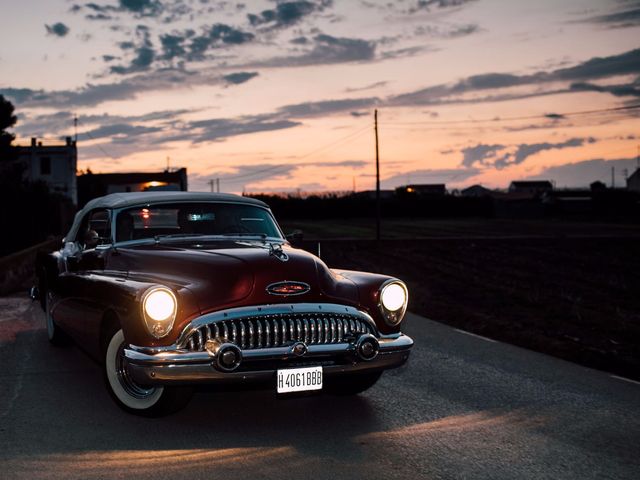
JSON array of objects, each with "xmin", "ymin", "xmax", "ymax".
[{"xmin": 55, "ymin": 208, "xmax": 113, "ymax": 347}]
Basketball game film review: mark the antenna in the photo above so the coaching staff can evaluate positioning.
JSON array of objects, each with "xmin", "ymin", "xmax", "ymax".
[
  {"xmin": 374, "ymin": 109, "xmax": 380, "ymax": 242},
  {"xmin": 74, "ymin": 115, "xmax": 78, "ymax": 143}
]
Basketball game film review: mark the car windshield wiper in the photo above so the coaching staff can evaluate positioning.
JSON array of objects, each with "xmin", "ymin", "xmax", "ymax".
[
  {"xmin": 154, "ymin": 233, "xmax": 208, "ymax": 242},
  {"xmin": 220, "ymin": 232, "xmax": 268, "ymax": 238}
]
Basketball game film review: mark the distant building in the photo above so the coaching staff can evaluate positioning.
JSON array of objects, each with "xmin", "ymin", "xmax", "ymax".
[
  {"xmin": 15, "ymin": 137, "xmax": 78, "ymax": 204},
  {"xmin": 627, "ymin": 168, "xmax": 640, "ymax": 192},
  {"xmin": 77, "ymin": 168, "xmax": 188, "ymax": 207},
  {"xmin": 461, "ymin": 184, "xmax": 493, "ymax": 197},
  {"xmin": 396, "ymin": 184, "xmax": 447, "ymax": 196},
  {"xmin": 353, "ymin": 189, "xmax": 395, "ymax": 200},
  {"xmin": 508, "ymin": 180, "xmax": 553, "ymax": 196}
]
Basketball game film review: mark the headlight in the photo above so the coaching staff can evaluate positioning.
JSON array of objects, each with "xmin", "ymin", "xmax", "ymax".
[
  {"xmin": 142, "ymin": 287, "xmax": 177, "ymax": 338},
  {"xmin": 379, "ymin": 281, "xmax": 408, "ymax": 326}
]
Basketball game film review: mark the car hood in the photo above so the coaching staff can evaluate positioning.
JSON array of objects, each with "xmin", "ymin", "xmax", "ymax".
[{"xmin": 110, "ymin": 241, "xmax": 358, "ymax": 314}]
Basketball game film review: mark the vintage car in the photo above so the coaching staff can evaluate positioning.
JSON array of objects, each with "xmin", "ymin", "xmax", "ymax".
[{"xmin": 35, "ymin": 192, "xmax": 413, "ymax": 416}]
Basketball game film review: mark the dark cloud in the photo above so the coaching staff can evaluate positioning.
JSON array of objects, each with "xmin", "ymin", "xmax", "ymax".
[
  {"xmin": 188, "ymin": 24, "xmax": 255, "ymax": 61},
  {"xmin": 86, "ymin": 13, "xmax": 113, "ymax": 20},
  {"xmin": 528, "ymin": 157, "xmax": 638, "ymax": 188},
  {"xmin": 461, "ymin": 144, "xmax": 505, "ymax": 168},
  {"xmin": 248, "ymin": 1, "xmax": 331, "ymax": 29},
  {"xmin": 119, "ymin": 0, "xmax": 162, "ymax": 14},
  {"xmin": 83, "ymin": 123, "xmax": 163, "ymax": 143},
  {"xmin": 222, "ymin": 72, "xmax": 259, "ymax": 85},
  {"xmin": 0, "ymin": 70, "xmax": 200, "ymax": 108},
  {"xmin": 570, "ymin": 81, "xmax": 640, "ymax": 97},
  {"xmin": 110, "ymin": 25, "xmax": 155, "ymax": 74},
  {"xmin": 579, "ymin": 7, "xmax": 640, "ymax": 29},
  {"xmin": 78, "ymin": 0, "xmax": 163, "ymax": 19},
  {"xmin": 494, "ymin": 138, "xmax": 596, "ymax": 169},
  {"xmin": 169, "ymin": 116, "xmax": 301, "ymax": 144},
  {"xmin": 413, "ymin": 23, "xmax": 480, "ymax": 39},
  {"xmin": 45, "ymin": 22, "xmax": 70, "ymax": 37},
  {"xmin": 460, "ymin": 138, "xmax": 597, "ymax": 169},
  {"xmin": 390, "ymin": 48, "xmax": 640, "ymax": 107},
  {"xmin": 410, "ymin": 0, "xmax": 477, "ymax": 12},
  {"xmin": 278, "ymin": 97, "xmax": 378, "ymax": 118},
  {"xmin": 257, "ymin": 33, "xmax": 376, "ymax": 67},
  {"xmin": 158, "ymin": 33, "xmax": 187, "ymax": 60}
]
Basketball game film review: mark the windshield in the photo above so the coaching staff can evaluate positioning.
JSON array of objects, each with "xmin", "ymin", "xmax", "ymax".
[{"xmin": 115, "ymin": 202, "xmax": 282, "ymax": 243}]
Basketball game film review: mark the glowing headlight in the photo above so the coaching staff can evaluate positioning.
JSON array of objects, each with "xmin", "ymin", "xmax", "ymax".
[
  {"xmin": 379, "ymin": 281, "xmax": 408, "ymax": 326},
  {"xmin": 142, "ymin": 287, "xmax": 177, "ymax": 338},
  {"xmin": 381, "ymin": 283, "xmax": 407, "ymax": 311}
]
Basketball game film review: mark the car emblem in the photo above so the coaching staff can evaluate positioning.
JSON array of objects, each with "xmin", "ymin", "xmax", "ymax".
[
  {"xmin": 291, "ymin": 342, "xmax": 307, "ymax": 357},
  {"xmin": 266, "ymin": 281, "xmax": 310, "ymax": 296}
]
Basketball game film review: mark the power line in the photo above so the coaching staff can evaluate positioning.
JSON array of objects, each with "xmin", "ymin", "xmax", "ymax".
[
  {"xmin": 81, "ymin": 128, "xmax": 117, "ymax": 160},
  {"xmin": 383, "ymin": 104, "xmax": 640, "ymax": 126},
  {"xmin": 75, "ymin": 117, "xmax": 118, "ymax": 160},
  {"xmin": 210, "ymin": 123, "xmax": 372, "ymax": 183}
]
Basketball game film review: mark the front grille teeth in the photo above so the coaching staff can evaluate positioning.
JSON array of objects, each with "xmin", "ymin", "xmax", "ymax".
[{"xmin": 185, "ymin": 312, "xmax": 376, "ymax": 352}]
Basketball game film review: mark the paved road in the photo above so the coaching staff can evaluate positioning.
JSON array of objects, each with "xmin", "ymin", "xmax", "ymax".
[{"xmin": 1, "ymin": 295, "xmax": 639, "ymax": 479}]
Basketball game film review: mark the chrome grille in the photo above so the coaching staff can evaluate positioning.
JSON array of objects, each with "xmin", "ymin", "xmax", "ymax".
[{"xmin": 185, "ymin": 312, "xmax": 376, "ymax": 352}]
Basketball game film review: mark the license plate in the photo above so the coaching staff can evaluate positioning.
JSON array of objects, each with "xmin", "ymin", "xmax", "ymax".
[{"xmin": 277, "ymin": 366, "xmax": 323, "ymax": 393}]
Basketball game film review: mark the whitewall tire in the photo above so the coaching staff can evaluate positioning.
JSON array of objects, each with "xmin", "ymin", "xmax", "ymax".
[{"xmin": 103, "ymin": 328, "xmax": 192, "ymax": 416}]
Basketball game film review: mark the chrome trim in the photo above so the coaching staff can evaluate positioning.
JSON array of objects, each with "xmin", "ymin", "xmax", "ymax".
[
  {"xmin": 126, "ymin": 348, "xmax": 411, "ymax": 386},
  {"xmin": 266, "ymin": 281, "xmax": 311, "ymax": 296},
  {"xmin": 126, "ymin": 334, "xmax": 413, "ymax": 365},
  {"xmin": 174, "ymin": 303, "xmax": 379, "ymax": 350}
]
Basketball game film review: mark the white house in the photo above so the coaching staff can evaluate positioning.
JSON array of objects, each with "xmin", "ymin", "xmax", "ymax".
[{"xmin": 16, "ymin": 137, "xmax": 78, "ymax": 205}]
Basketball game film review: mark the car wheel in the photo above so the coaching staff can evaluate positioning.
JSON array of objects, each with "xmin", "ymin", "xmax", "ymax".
[
  {"xmin": 45, "ymin": 291, "xmax": 70, "ymax": 346},
  {"xmin": 104, "ymin": 328, "xmax": 193, "ymax": 417},
  {"xmin": 326, "ymin": 371, "xmax": 383, "ymax": 396}
]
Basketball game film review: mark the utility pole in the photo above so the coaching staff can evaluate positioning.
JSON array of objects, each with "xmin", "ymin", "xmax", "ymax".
[
  {"xmin": 166, "ymin": 156, "xmax": 170, "ymax": 172},
  {"xmin": 207, "ymin": 179, "xmax": 214, "ymax": 192},
  {"xmin": 611, "ymin": 166, "xmax": 615, "ymax": 188},
  {"xmin": 74, "ymin": 115, "xmax": 78, "ymax": 143},
  {"xmin": 216, "ymin": 178, "xmax": 220, "ymax": 193},
  {"xmin": 375, "ymin": 109, "xmax": 380, "ymax": 242}
]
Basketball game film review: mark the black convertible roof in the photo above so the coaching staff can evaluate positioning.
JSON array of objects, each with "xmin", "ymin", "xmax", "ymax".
[
  {"xmin": 67, "ymin": 192, "xmax": 269, "ymax": 241},
  {"xmin": 83, "ymin": 191, "xmax": 268, "ymax": 210}
]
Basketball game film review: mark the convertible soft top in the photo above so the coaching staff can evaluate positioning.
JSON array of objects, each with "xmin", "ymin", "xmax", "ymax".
[{"xmin": 66, "ymin": 192, "xmax": 269, "ymax": 242}]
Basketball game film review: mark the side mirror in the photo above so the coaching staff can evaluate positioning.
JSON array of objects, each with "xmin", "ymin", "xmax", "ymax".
[
  {"xmin": 84, "ymin": 230, "xmax": 100, "ymax": 249},
  {"xmin": 286, "ymin": 230, "xmax": 304, "ymax": 246}
]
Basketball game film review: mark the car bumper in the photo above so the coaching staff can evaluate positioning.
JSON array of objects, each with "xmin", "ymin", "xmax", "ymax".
[{"xmin": 124, "ymin": 334, "xmax": 413, "ymax": 386}]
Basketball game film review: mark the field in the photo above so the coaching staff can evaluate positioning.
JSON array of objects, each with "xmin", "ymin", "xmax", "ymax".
[{"xmin": 280, "ymin": 218, "xmax": 640, "ymax": 380}]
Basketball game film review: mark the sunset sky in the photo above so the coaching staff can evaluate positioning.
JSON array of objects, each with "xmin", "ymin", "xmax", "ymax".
[{"xmin": 1, "ymin": 0, "xmax": 639, "ymax": 193}]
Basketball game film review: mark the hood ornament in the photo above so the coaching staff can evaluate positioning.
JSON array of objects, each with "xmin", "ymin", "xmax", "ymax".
[
  {"xmin": 266, "ymin": 281, "xmax": 310, "ymax": 296},
  {"xmin": 268, "ymin": 242, "xmax": 289, "ymax": 262}
]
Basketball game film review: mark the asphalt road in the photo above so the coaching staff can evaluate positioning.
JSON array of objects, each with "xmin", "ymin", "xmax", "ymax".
[{"xmin": 1, "ymin": 295, "xmax": 639, "ymax": 480}]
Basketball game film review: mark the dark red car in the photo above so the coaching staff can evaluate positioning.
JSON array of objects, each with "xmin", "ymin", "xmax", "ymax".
[{"xmin": 35, "ymin": 192, "xmax": 413, "ymax": 416}]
